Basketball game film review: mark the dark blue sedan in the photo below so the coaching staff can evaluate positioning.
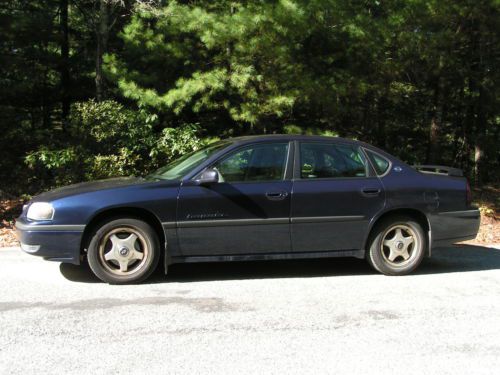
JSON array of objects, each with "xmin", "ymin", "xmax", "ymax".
[{"xmin": 15, "ymin": 135, "xmax": 480, "ymax": 283}]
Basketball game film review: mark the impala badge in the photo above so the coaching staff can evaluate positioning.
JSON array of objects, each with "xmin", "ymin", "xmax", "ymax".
[{"xmin": 186, "ymin": 212, "xmax": 228, "ymax": 220}]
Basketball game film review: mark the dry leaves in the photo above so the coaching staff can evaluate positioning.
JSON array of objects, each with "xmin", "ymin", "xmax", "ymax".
[
  {"xmin": 0, "ymin": 198, "xmax": 24, "ymax": 247},
  {"xmin": 463, "ymin": 214, "xmax": 500, "ymax": 246}
]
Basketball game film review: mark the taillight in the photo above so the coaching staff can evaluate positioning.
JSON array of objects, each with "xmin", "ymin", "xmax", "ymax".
[{"xmin": 466, "ymin": 180, "xmax": 472, "ymax": 207}]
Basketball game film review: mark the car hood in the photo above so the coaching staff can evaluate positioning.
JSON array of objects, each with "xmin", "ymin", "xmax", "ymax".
[{"xmin": 32, "ymin": 177, "xmax": 164, "ymax": 202}]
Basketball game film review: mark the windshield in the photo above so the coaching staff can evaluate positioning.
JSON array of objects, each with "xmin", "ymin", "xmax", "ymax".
[{"xmin": 147, "ymin": 141, "xmax": 230, "ymax": 180}]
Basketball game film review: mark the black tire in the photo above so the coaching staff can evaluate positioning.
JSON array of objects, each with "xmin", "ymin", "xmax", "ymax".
[
  {"xmin": 87, "ymin": 217, "xmax": 160, "ymax": 284},
  {"xmin": 366, "ymin": 215, "xmax": 426, "ymax": 276}
]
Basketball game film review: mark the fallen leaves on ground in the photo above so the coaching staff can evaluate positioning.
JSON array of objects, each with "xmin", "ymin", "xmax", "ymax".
[
  {"xmin": 462, "ymin": 214, "xmax": 499, "ymax": 245},
  {"xmin": 0, "ymin": 198, "xmax": 24, "ymax": 247},
  {"xmin": 462, "ymin": 185, "xmax": 499, "ymax": 246}
]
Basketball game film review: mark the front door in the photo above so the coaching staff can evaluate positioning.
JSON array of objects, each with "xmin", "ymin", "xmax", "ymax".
[
  {"xmin": 177, "ymin": 142, "xmax": 292, "ymax": 256},
  {"xmin": 291, "ymin": 141, "xmax": 385, "ymax": 252}
]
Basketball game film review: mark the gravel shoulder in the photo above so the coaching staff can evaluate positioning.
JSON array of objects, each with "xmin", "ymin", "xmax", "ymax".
[{"xmin": 1, "ymin": 245, "xmax": 500, "ymax": 374}]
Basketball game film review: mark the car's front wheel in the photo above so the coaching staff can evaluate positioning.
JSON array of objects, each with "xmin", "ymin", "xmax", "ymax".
[
  {"xmin": 87, "ymin": 217, "xmax": 160, "ymax": 284},
  {"xmin": 367, "ymin": 215, "xmax": 426, "ymax": 276}
]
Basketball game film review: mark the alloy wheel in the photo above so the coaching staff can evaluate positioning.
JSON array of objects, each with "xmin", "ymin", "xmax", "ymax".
[
  {"xmin": 98, "ymin": 226, "xmax": 149, "ymax": 276},
  {"xmin": 380, "ymin": 224, "xmax": 419, "ymax": 267}
]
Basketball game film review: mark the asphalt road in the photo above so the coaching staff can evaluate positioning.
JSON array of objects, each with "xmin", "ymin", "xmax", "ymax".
[{"xmin": 1, "ymin": 245, "xmax": 500, "ymax": 375}]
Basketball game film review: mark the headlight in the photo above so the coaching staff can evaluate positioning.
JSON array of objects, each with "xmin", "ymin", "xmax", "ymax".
[{"xmin": 27, "ymin": 202, "xmax": 55, "ymax": 221}]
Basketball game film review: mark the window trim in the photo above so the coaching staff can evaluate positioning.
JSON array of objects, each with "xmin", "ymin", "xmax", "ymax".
[
  {"xmin": 362, "ymin": 147, "xmax": 392, "ymax": 177},
  {"xmin": 192, "ymin": 141, "xmax": 293, "ymax": 184},
  {"xmin": 294, "ymin": 140, "xmax": 373, "ymax": 181}
]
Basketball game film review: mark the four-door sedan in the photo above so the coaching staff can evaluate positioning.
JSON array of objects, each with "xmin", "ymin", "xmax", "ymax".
[{"xmin": 16, "ymin": 135, "xmax": 480, "ymax": 284}]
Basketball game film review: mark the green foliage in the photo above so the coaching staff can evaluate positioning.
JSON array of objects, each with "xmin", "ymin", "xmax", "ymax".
[
  {"xmin": 26, "ymin": 148, "xmax": 80, "ymax": 171},
  {"xmin": 151, "ymin": 125, "xmax": 205, "ymax": 163},
  {"xmin": 25, "ymin": 100, "xmax": 204, "ymax": 189},
  {"xmin": 1, "ymin": 0, "xmax": 499, "ymax": 195},
  {"xmin": 104, "ymin": 0, "xmax": 499, "ymax": 184},
  {"xmin": 106, "ymin": 0, "xmax": 311, "ymax": 129},
  {"xmin": 283, "ymin": 125, "xmax": 338, "ymax": 137}
]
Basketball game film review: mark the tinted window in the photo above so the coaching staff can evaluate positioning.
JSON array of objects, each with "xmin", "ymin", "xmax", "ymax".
[
  {"xmin": 365, "ymin": 150, "xmax": 390, "ymax": 175},
  {"xmin": 300, "ymin": 143, "xmax": 367, "ymax": 179},
  {"xmin": 214, "ymin": 143, "xmax": 289, "ymax": 182},
  {"xmin": 148, "ymin": 141, "xmax": 230, "ymax": 180}
]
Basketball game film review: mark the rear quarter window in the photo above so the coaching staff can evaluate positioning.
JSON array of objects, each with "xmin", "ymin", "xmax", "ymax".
[{"xmin": 365, "ymin": 150, "xmax": 390, "ymax": 175}]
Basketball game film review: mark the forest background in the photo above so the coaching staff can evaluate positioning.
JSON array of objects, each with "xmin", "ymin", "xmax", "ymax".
[{"xmin": 0, "ymin": 1, "xmax": 498, "ymax": 236}]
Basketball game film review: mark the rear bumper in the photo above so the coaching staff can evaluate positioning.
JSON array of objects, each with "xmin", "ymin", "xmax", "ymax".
[
  {"xmin": 430, "ymin": 209, "xmax": 481, "ymax": 248},
  {"xmin": 15, "ymin": 220, "xmax": 84, "ymax": 265}
]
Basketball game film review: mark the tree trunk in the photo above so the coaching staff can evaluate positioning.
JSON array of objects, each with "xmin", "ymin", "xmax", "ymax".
[
  {"xmin": 428, "ymin": 116, "xmax": 440, "ymax": 163},
  {"xmin": 376, "ymin": 91, "xmax": 388, "ymax": 149},
  {"xmin": 427, "ymin": 78, "xmax": 443, "ymax": 164},
  {"xmin": 95, "ymin": 0, "xmax": 109, "ymax": 101},
  {"xmin": 60, "ymin": 0, "xmax": 70, "ymax": 128},
  {"xmin": 426, "ymin": 54, "xmax": 445, "ymax": 164},
  {"xmin": 474, "ymin": 143, "xmax": 484, "ymax": 185},
  {"xmin": 473, "ymin": 85, "xmax": 487, "ymax": 185}
]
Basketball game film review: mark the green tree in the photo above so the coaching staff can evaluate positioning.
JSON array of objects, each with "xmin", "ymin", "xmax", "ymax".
[{"xmin": 1, "ymin": 0, "xmax": 499, "ymax": 195}]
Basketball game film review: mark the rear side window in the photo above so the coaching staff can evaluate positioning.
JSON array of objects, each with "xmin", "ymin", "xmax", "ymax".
[
  {"xmin": 299, "ymin": 142, "xmax": 367, "ymax": 179},
  {"xmin": 365, "ymin": 149, "xmax": 390, "ymax": 175}
]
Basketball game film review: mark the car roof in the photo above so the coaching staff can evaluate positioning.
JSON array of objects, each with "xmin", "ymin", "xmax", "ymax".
[
  {"xmin": 225, "ymin": 134, "xmax": 397, "ymax": 162},
  {"xmin": 228, "ymin": 134, "xmax": 359, "ymax": 145}
]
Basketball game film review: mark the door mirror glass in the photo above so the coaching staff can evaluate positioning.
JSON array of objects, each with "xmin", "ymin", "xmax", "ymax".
[{"xmin": 195, "ymin": 168, "xmax": 219, "ymax": 185}]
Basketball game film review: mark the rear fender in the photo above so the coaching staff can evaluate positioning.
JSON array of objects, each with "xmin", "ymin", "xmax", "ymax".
[{"xmin": 364, "ymin": 207, "xmax": 432, "ymax": 256}]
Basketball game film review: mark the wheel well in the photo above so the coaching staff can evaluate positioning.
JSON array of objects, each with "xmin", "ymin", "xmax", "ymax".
[
  {"xmin": 80, "ymin": 207, "xmax": 165, "ymax": 256},
  {"xmin": 366, "ymin": 208, "xmax": 430, "ymax": 252}
]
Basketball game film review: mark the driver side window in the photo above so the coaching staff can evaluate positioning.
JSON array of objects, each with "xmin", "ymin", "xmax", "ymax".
[{"xmin": 214, "ymin": 143, "xmax": 289, "ymax": 183}]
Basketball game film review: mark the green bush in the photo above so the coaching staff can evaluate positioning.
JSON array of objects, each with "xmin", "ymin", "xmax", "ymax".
[
  {"xmin": 25, "ymin": 100, "xmax": 204, "ymax": 190},
  {"xmin": 150, "ymin": 125, "xmax": 205, "ymax": 166}
]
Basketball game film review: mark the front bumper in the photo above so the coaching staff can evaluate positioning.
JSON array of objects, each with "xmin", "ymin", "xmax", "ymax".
[{"xmin": 15, "ymin": 220, "xmax": 85, "ymax": 265}]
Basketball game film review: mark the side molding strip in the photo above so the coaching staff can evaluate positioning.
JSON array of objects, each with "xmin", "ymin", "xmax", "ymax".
[
  {"xmin": 176, "ymin": 218, "xmax": 289, "ymax": 228},
  {"xmin": 438, "ymin": 210, "xmax": 480, "ymax": 218},
  {"xmin": 165, "ymin": 215, "xmax": 366, "ymax": 229},
  {"xmin": 162, "ymin": 222, "xmax": 176, "ymax": 229},
  {"xmin": 15, "ymin": 222, "xmax": 85, "ymax": 231},
  {"xmin": 291, "ymin": 215, "xmax": 365, "ymax": 224}
]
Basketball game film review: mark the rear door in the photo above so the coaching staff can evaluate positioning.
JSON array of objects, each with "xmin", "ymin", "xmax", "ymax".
[
  {"xmin": 291, "ymin": 141, "xmax": 385, "ymax": 252},
  {"xmin": 177, "ymin": 141, "xmax": 293, "ymax": 256}
]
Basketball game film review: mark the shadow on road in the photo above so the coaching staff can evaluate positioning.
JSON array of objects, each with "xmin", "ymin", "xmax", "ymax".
[
  {"xmin": 416, "ymin": 244, "xmax": 500, "ymax": 275},
  {"xmin": 59, "ymin": 244, "xmax": 500, "ymax": 284}
]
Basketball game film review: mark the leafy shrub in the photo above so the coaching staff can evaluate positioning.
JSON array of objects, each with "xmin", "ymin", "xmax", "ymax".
[
  {"xmin": 25, "ymin": 100, "xmax": 204, "ymax": 190},
  {"xmin": 150, "ymin": 125, "xmax": 205, "ymax": 167},
  {"xmin": 283, "ymin": 124, "xmax": 338, "ymax": 137}
]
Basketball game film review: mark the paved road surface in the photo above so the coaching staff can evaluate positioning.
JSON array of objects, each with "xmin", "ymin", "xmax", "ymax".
[{"xmin": 1, "ymin": 245, "xmax": 500, "ymax": 375}]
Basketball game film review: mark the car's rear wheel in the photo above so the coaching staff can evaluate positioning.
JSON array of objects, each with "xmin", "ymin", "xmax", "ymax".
[
  {"xmin": 87, "ymin": 218, "xmax": 160, "ymax": 284},
  {"xmin": 367, "ymin": 215, "xmax": 426, "ymax": 276}
]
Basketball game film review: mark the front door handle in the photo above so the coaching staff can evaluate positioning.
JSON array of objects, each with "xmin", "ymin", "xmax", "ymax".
[
  {"xmin": 266, "ymin": 191, "xmax": 289, "ymax": 201},
  {"xmin": 361, "ymin": 188, "xmax": 381, "ymax": 197}
]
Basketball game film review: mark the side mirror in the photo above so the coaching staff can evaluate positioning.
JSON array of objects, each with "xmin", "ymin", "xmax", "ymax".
[{"xmin": 195, "ymin": 168, "xmax": 219, "ymax": 186}]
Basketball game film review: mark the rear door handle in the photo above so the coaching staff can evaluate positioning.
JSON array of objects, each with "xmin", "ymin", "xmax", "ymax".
[
  {"xmin": 361, "ymin": 188, "xmax": 381, "ymax": 197},
  {"xmin": 266, "ymin": 191, "xmax": 288, "ymax": 201}
]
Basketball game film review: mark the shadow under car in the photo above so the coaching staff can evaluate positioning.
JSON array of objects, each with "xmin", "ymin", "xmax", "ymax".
[{"xmin": 59, "ymin": 244, "xmax": 500, "ymax": 284}]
